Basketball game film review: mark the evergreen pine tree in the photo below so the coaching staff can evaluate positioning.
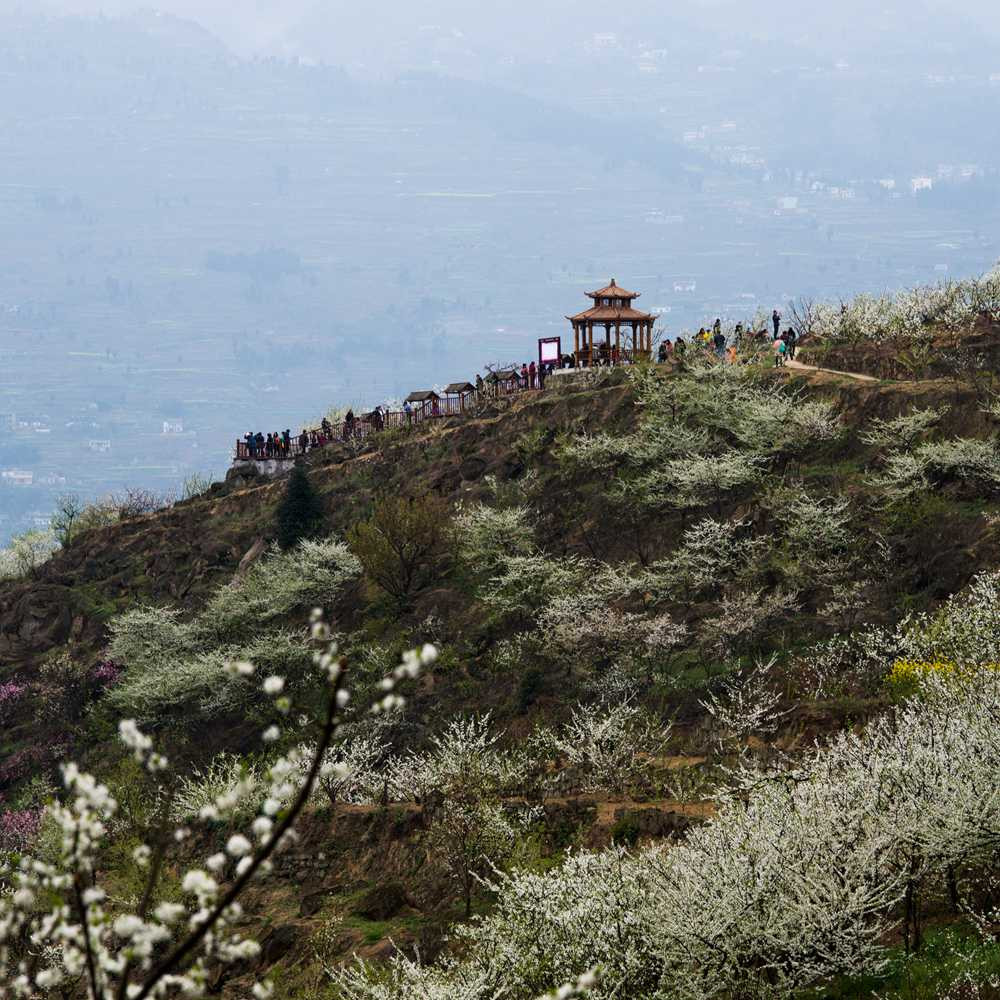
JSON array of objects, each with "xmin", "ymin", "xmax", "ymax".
[{"xmin": 275, "ymin": 461, "xmax": 324, "ymax": 549}]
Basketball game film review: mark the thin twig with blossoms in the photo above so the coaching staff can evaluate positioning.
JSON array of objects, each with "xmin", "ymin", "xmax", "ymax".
[{"xmin": 0, "ymin": 608, "xmax": 437, "ymax": 1000}]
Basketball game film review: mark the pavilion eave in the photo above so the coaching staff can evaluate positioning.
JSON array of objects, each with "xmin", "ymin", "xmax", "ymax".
[{"xmin": 567, "ymin": 307, "xmax": 655, "ymax": 323}]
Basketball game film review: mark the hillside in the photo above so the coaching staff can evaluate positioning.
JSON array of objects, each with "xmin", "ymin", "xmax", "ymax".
[{"xmin": 5, "ymin": 343, "xmax": 1000, "ymax": 999}]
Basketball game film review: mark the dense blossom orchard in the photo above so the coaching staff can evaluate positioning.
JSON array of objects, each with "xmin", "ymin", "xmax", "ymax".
[{"xmin": 335, "ymin": 659, "xmax": 1000, "ymax": 999}]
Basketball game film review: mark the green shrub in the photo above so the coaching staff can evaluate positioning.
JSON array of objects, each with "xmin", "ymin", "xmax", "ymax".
[
  {"xmin": 347, "ymin": 495, "xmax": 451, "ymax": 609},
  {"xmin": 610, "ymin": 815, "xmax": 641, "ymax": 847}
]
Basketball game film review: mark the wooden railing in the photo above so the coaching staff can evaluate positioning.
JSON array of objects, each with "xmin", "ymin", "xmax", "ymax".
[{"xmin": 232, "ymin": 363, "xmax": 605, "ymax": 462}]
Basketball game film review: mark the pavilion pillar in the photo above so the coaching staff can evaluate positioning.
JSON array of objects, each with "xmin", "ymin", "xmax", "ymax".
[
  {"xmin": 574, "ymin": 323, "xmax": 579, "ymax": 359},
  {"xmin": 615, "ymin": 323, "xmax": 620, "ymax": 359},
  {"xmin": 587, "ymin": 322, "xmax": 594, "ymax": 364}
]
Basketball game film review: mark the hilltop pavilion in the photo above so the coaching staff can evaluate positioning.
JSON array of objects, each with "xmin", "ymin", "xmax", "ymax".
[{"xmin": 567, "ymin": 278, "xmax": 655, "ymax": 365}]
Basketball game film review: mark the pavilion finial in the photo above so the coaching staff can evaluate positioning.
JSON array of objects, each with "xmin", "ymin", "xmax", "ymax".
[{"xmin": 610, "ymin": 278, "xmax": 616, "ymax": 286}]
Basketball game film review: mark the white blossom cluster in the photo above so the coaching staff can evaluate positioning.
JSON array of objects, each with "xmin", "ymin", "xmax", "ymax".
[
  {"xmin": 891, "ymin": 569, "xmax": 1000, "ymax": 667},
  {"xmin": 104, "ymin": 538, "xmax": 360, "ymax": 724},
  {"xmin": 648, "ymin": 517, "xmax": 764, "ymax": 599},
  {"xmin": 563, "ymin": 362, "xmax": 840, "ymax": 510},
  {"xmin": 171, "ymin": 754, "xmax": 264, "ymax": 824},
  {"xmin": 177, "ymin": 696, "xmax": 668, "ymax": 825},
  {"xmin": 698, "ymin": 587, "xmax": 800, "ymax": 658},
  {"xmin": 0, "ymin": 530, "xmax": 60, "ymax": 582},
  {"xmin": 869, "ymin": 435, "xmax": 1000, "ymax": 501},
  {"xmin": 386, "ymin": 713, "xmax": 528, "ymax": 803},
  {"xmin": 700, "ymin": 657, "xmax": 786, "ymax": 749},
  {"xmin": 859, "ymin": 405, "xmax": 949, "ymax": 449},
  {"xmin": 454, "ymin": 502, "xmax": 537, "ymax": 575},
  {"xmin": 534, "ymin": 700, "xmax": 670, "ymax": 795}
]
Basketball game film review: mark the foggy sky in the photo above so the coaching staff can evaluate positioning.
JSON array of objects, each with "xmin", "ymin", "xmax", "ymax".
[{"xmin": 15, "ymin": 0, "xmax": 1000, "ymax": 62}]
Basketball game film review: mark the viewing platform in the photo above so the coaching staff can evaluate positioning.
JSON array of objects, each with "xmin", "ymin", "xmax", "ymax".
[{"xmin": 231, "ymin": 278, "xmax": 657, "ymax": 475}]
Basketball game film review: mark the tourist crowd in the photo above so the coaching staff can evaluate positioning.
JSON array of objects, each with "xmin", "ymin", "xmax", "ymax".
[
  {"xmin": 656, "ymin": 310, "xmax": 799, "ymax": 368},
  {"xmin": 241, "ymin": 407, "xmax": 388, "ymax": 460}
]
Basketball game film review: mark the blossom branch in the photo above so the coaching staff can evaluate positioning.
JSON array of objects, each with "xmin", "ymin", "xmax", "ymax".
[{"xmin": 131, "ymin": 658, "xmax": 349, "ymax": 1000}]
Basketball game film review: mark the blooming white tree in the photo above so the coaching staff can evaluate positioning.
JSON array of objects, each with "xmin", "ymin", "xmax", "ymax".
[
  {"xmin": 479, "ymin": 553, "xmax": 593, "ymax": 619},
  {"xmin": 650, "ymin": 517, "xmax": 764, "ymax": 600},
  {"xmin": 699, "ymin": 587, "xmax": 799, "ymax": 658},
  {"xmin": 654, "ymin": 452, "xmax": 765, "ymax": 516},
  {"xmin": 891, "ymin": 569, "xmax": 1000, "ymax": 667},
  {"xmin": 540, "ymin": 700, "xmax": 670, "ymax": 795},
  {"xmin": 171, "ymin": 753, "xmax": 263, "ymax": 824},
  {"xmin": 727, "ymin": 392, "xmax": 841, "ymax": 457},
  {"xmin": 454, "ymin": 502, "xmax": 536, "ymax": 575},
  {"xmin": 200, "ymin": 537, "xmax": 361, "ymax": 641},
  {"xmin": 776, "ymin": 490, "xmax": 863, "ymax": 588},
  {"xmin": 860, "ymin": 405, "xmax": 948, "ymax": 449},
  {"xmin": 386, "ymin": 715, "xmax": 534, "ymax": 918},
  {"xmin": 387, "ymin": 714, "xmax": 527, "ymax": 804},
  {"xmin": 700, "ymin": 657, "xmax": 786, "ymax": 751},
  {"xmin": 800, "ymin": 267, "xmax": 1000, "ymax": 345},
  {"xmin": 447, "ymin": 668, "xmax": 1000, "ymax": 999},
  {"xmin": 105, "ymin": 538, "xmax": 361, "ymax": 725},
  {"xmin": 309, "ymin": 733, "xmax": 391, "ymax": 808},
  {"xmin": 0, "ymin": 530, "xmax": 59, "ymax": 581}
]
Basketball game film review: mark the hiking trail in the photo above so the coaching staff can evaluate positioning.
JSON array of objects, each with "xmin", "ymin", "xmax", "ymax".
[{"xmin": 785, "ymin": 357, "xmax": 879, "ymax": 383}]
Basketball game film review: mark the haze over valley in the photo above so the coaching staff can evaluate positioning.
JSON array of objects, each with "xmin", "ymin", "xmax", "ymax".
[{"xmin": 3, "ymin": 2, "xmax": 1000, "ymax": 539}]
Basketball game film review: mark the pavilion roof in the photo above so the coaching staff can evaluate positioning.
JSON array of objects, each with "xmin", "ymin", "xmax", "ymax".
[
  {"xmin": 586, "ymin": 278, "xmax": 639, "ymax": 300},
  {"xmin": 445, "ymin": 381, "xmax": 475, "ymax": 394},
  {"xmin": 488, "ymin": 369, "xmax": 520, "ymax": 382},
  {"xmin": 406, "ymin": 390, "xmax": 439, "ymax": 402},
  {"xmin": 567, "ymin": 304, "xmax": 655, "ymax": 323}
]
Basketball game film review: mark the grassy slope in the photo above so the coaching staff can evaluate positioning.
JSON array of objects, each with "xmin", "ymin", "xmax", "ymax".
[{"xmin": 4, "ymin": 361, "xmax": 1000, "ymax": 996}]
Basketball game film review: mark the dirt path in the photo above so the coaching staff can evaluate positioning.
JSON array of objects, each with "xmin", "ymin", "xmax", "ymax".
[{"xmin": 785, "ymin": 357, "xmax": 879, "ymax": 383}]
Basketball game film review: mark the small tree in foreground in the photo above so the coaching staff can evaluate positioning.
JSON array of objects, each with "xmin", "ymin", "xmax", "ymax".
[
  {"xmin": 275, "ymin": 461, "xmax": 324, "ymax": 550},
  {"xmin": 348, "ymin": 494, "xmax": 450, "ymax": 608}
]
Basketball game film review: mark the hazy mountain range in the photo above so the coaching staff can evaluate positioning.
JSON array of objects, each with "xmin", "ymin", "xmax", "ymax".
[{"xmin": 1, "ymin": 3, "xmax": 1000, "ymax": 543}]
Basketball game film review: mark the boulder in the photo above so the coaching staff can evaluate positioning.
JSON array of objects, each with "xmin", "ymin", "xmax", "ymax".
[
  {"xmin": 354, "ymin": 881, "xmax": 408, "ymax": 921},
  {"xmin": 259, "ymin": 924, "xmax": 298, "ymax": 966}
]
